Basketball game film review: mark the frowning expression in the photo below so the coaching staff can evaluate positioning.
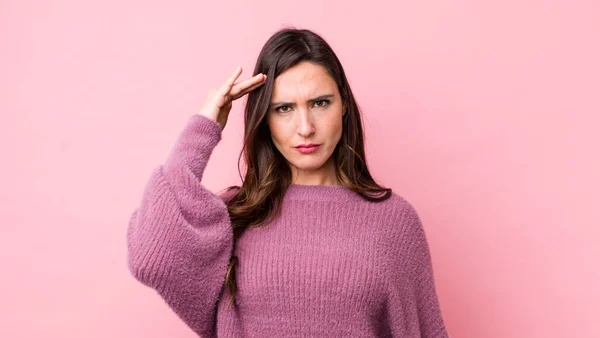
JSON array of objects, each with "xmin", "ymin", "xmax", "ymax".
[{"xmin": 267, "ymin": 61, "xmax": 345, "ymax": 176}]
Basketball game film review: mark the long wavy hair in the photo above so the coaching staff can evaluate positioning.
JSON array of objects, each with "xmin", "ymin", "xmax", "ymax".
[{"xmin": 221, "ymin": 27, "xmax": 392, "ymax": 307}]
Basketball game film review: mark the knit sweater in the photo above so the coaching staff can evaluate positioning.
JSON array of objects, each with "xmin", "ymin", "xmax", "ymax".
[{"xmin": 126, "ymin": 114, "xmax": 450, "ymax": 337}]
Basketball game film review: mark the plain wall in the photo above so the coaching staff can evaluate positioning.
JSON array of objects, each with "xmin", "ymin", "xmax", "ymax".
[{"xmin": 1, "ymin": 0, "xmax": 598, "ymax": 337}]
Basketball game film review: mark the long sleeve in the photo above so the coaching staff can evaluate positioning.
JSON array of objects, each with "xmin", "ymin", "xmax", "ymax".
[
  {"xmin": 387, "ymin": 203, "xmax": 450, "ymax": 338},
  {"xmin": 126, "ymin": 114, "xmax": 233, "ymax": 337}
]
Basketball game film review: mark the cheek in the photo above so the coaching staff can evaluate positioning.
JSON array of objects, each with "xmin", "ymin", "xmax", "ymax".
[
  {"xmin": 323, "ymin": 115, "xmax": 343, "ymax": 143},
  {"xmin": 267, "ymin": 118, "xmax": 288, "ymax": 147}
]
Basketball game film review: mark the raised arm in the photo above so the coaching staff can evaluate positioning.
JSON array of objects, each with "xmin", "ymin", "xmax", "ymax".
[
  {"xmin": 126, "ymin": 67, "xmax": 267, "ymax": 336},
  {"xmin": 126, "ymin": 114, "xmax": 234, "ymax": 337}
]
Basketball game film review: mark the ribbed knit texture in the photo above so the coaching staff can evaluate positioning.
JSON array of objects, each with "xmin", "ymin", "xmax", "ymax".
[{"xmin": 126, "ymin": 114, "xmax": 450, "ymax": 337}]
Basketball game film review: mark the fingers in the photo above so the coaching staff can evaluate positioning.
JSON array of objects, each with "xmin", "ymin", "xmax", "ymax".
[
  {"xmin": 218, "ymin": 67, "xmax": 243, "ymax": 97},
  {"xmin": 230, "ymin": 74, "xmax": 267, "ymax": 99},
  {"xmin": 215, "ymin": 67, "xmax": 267, "ymax": 107}
]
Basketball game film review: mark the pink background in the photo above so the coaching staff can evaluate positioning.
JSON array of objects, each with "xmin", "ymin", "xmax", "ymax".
[{"xmin": 1, "ymin": 1, "xmax": 599, "ymax": 337}]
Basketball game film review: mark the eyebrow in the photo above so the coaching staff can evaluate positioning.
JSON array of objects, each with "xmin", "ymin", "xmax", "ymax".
[{"xmin": 270, "ymin": 94, "xmax": 334, "ymax": 108}]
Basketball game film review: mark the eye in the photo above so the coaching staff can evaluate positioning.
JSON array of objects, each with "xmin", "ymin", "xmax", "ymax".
[
  {"xmin": 275, "ymin": 105, "xmax": 291, "ymax": 113},
  {"xmin": 314, "ymin": 99, "xmax": 330, "ymax": 108}
]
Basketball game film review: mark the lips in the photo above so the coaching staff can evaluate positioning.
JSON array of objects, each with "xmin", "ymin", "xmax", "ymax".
[
  {"xmin": 295, "ymin": 144, "xmax": 320, "ymax": 148},
  {"xmin": 295, "ymin": 144, "xmax": 321, "ymax": 154}
]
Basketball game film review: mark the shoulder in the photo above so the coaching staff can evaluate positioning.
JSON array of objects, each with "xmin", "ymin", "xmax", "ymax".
[
  {"xmin": 378, "ymin": 192, "xmax": 434, "ymax": 278},
  {"xmin": 372, "ymin": 190, "xmax": 422, "ymax": 224},
  {"xmin": 374, "ymin": 191, "xmax": 427, "ymax": 246},
  {"xmin": 390, "ymin": 192, "xmax": 422, "ymax": 229}
]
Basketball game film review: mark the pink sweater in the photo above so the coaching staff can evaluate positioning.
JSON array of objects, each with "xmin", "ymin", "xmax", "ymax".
[{"xmin": 126, "ymin": 114, "xmax": 450, "ymax": 337}]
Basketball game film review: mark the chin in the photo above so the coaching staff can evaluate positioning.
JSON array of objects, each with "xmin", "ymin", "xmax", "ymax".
[{"xmin": 288, "ymin": 157, "xmax": 328, "ymax": 171}]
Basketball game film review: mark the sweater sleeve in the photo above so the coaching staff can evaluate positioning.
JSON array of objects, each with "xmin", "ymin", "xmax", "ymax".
[
  {"xmin": 126, "ymin": 114, "xmax": 234, "ymax": 338},
  {"xmin": 387, "ymin": 203, "xmax": 450, "ymax": 338}
]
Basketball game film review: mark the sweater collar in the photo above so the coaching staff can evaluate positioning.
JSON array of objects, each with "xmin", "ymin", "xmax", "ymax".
[{"xmin": 283, "ymin": 183, "xmax": 359, "ymax": 202}]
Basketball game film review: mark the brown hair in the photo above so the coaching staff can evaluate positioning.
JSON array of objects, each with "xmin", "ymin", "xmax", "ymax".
[{"xmin": 221, "ymin": 27, "xmax": 392, "ymax": 307}]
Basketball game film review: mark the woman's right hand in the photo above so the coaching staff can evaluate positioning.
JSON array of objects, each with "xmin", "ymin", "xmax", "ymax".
[{"xmin": 198, "ymin": 66, "xmax": 267, "ymax": 131}]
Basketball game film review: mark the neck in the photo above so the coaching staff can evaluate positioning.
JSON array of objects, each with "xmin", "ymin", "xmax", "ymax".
[{"xmin": 289, "ymin": 157, "xmax": 339, "ymax": 186}]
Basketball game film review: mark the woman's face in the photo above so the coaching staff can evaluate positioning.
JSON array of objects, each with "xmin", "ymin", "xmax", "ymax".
[{"xmin": 267, "ymin": 61, "xmax": 345, "ymax": 184}]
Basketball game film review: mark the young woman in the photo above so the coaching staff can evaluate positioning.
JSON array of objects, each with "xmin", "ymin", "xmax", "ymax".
[{"xmin": 127, "ymin": 27, "xmax": 450, "ymax": 337}]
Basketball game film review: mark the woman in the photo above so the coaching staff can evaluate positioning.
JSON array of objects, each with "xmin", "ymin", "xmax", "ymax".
[{"xmin": 127, "ymin": 27, "xmax": 450, "ymax": 337}]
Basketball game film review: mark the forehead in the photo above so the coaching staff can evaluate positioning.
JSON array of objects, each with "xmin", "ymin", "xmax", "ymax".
[{"xmin": 272, "ymin": 61, "xmax": 337, "ymax": 99}]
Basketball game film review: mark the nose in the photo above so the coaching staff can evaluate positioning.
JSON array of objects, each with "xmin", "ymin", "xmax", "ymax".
[{"xmin": 296, "ymin": 109, "xmax": 315, "ymax": 138}]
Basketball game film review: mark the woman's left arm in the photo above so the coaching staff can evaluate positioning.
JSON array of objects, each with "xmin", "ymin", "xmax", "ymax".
[{"xmin": 386, "ymin": 202, "xmax": 451, "ymax": 338}]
